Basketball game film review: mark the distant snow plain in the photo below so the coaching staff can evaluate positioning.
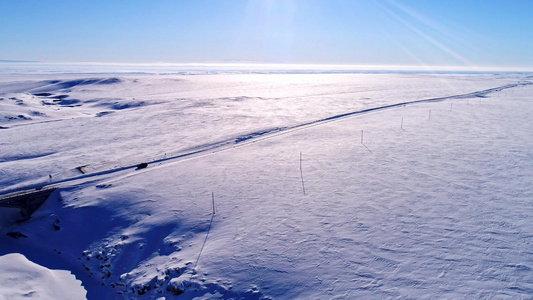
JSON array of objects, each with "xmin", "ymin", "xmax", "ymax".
[{"xmin": 0, "ymin": 69, "xmax": 532, "ymax": 299}]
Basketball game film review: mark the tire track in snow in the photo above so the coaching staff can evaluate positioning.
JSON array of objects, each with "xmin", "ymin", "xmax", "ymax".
[{"xmin": 1, "ymin": 81, "xmax": 531, "ymax": 196}]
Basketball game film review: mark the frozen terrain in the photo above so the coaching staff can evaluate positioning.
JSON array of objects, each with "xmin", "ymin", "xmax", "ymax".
[
  {"xmin": 0, "ymin": 253, "xmax": 86, "ymax": 299},
  {"xmin": 0, "ymin": 71, "xmax": 532, "ymax": 299}
]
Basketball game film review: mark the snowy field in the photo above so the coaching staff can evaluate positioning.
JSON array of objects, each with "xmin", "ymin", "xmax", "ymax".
[{"xmin": 0, "ymin": 71, "xmax": 532, "ymax": 299}]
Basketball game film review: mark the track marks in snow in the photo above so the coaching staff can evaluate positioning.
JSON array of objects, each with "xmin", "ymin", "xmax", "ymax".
[{"xmin": 235, "ymin": 127, "xmax": 285, "ymax": 143}]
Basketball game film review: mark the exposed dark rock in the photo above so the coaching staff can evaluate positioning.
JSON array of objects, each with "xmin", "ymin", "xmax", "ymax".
[
  {"xmin": 166, "ymin": 284, "xmax": 185, "ymax": 296},
  {"xmin": 6, "ymin": 232, "xmax": 27, "ymax": 239},
  {"xmin": 51, "ymin": 95, "xmax": 69, "ymax": 100}
]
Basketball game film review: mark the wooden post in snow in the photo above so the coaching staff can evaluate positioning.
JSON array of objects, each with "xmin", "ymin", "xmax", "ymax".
[
  {"xmin": 300, "ymin": 151, "xmax": 306, "ymax": 196},
  {"xmin": 212, "ymin": 192, "xmax": 215, "ymax": 215},
  {"xmin": 401, "ymin": 117, "xmax": 403, "ymax": 129},
  {"xmin": 450, "ymin": 103, "xmax": 453, "ymax": 112},
  {"xmin": 360, "ymin": 130, "xmax": 372, "ymax": 153}
]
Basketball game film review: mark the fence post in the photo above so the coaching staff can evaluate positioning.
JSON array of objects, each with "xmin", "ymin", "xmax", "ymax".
[{"xmin": 212, "ymin": 192, "xmax": 215, "ymax": 215}]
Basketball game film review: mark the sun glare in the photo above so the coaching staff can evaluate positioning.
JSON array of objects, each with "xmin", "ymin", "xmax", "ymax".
[{"xmin": 375, "ymin": 0, "xmax": 476, "ymax": 69}]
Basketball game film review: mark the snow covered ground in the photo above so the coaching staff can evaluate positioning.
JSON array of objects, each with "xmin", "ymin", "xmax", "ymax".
[
  {"xmin": 0, "ymin": 71, "xmax": 532, "ymax": 299},
  {"xmin": 0, "ymin": 253, "xmax": 86, "ymax": 299}
]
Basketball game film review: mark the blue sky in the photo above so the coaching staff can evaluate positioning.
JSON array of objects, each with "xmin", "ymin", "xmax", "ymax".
[{"xmin": 1, "ymin": 0, "xmax": 532, "ymax": 70}]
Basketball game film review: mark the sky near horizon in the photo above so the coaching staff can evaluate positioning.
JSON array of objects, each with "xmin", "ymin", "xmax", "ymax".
[{"xmin": 1, "ymin": 0, "xmax": 532, "ymax": 70}]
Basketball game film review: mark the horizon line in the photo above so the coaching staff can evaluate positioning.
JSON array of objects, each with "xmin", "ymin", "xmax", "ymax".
[{"xmin": 1, "ymin": 61, "xmax": 532, "ymax": 73}]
